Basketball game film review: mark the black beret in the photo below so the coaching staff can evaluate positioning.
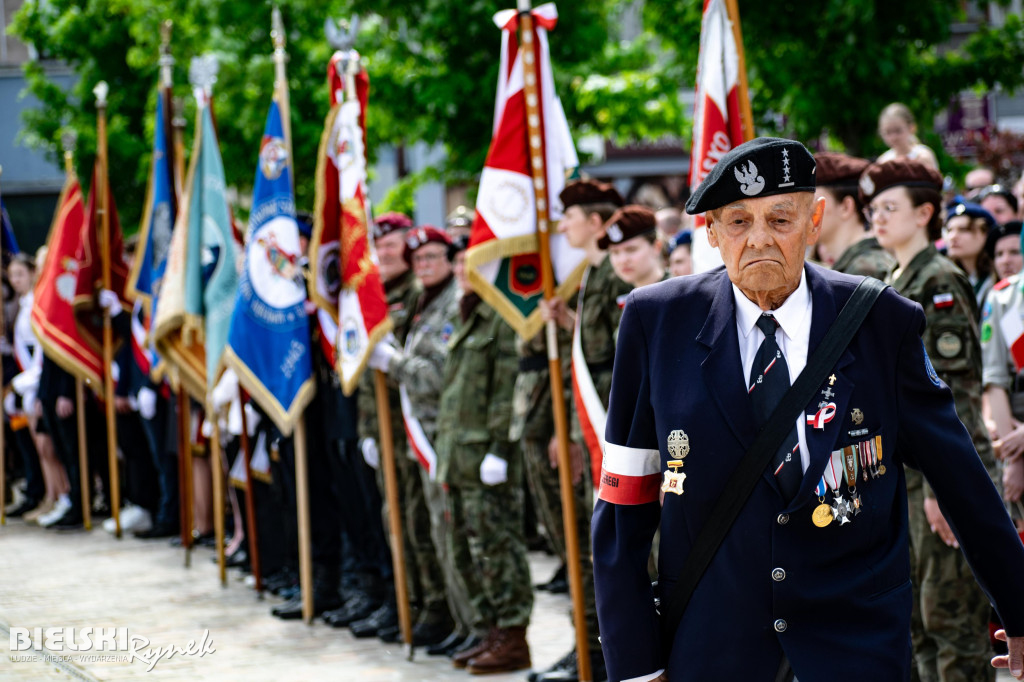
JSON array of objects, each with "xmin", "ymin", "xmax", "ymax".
[
  {"xmin": 985, "ymin": 220, "xmax": 1023, "ymax": 260},
  {"xmin": 814, "ymin": 152, "xmax": 870, "ymax": 187},
  {"xmin": 945, "ymin": 199, "xmax": 995, "ymax": 228},
  {"xmin": 559, "ymin": 179, "xmax": 624, "ymax": 210},
  {"xmin": 597, "ymin": 205, "xmax": 657, "ymax": 250},
  {"xmin": 978, "ymin": 184, "xmax": 1020, "ymax": 215},
  {"xmin": 685, "ymin": 137, "xmax": 816, "ymax": 214},
  {"xmin": 858, "ymin": 159, "xmax": 943, "ymax": 205}
]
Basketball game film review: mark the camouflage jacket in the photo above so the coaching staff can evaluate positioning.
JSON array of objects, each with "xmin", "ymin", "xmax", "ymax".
[
  {"xmin": 388, "ymin": 276, "xmax": 460, "ymax": 437},
  {"xmin": 509, "ymin": 323, "xmax": 574, "ymax": 443},
  {"xmin": 357, "ymin": 268, "xmax": 422, "ymax": 448},
  {"xmin": 832, "ymin": 236, "xmax": 896, "ymax": 281},
  {"xmin": 890, "ymin": 245, "xmax": 996, "ymax": 493},
  {"xmin": 435, "ymin": 299, "xmax": 519, "ymax": 488}
]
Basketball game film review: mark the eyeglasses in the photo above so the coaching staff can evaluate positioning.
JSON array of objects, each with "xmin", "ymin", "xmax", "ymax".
[
  {"xmin": 863, "ymin": 202, "xmax": 906, "ymax": 222},
  {"xmin": 412, "ymin": 252, "xmax": 446, "ymax": 265}
]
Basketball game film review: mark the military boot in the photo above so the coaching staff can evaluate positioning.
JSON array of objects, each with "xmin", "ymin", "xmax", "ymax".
[
  {"xmin": 466, "ymin": 626, "xmax": 531, "ymax": 675},
  {"xmin": 271, "ymin": 564, "xmax": 342, "ymax": 620},
  {"xmin": 452, "ymin": 628, "xmax": 497, "ymax": 669}
]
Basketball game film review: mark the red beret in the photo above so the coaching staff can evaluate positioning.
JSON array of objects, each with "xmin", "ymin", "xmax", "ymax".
[
  {"xmin": 373, "ymin": 212, "xmax": 413, "ymax": 239},
  {"xmin": 559, "ymin": 179, "xmax": 624, "ymax": 211},
  {"xmin": 597, "ymin": 205, "xmax": 657, "ymax": 250},
  {"xmin": 814, "ymin": 152, "xmax": 870, "ymax": 187},
  {"xmin": 403, "ymin": 226, "xmax": 451, "ymax": 265},
  {"xmin": 859, "ymin": 159, "xmax": 942, "ymax": 204}
]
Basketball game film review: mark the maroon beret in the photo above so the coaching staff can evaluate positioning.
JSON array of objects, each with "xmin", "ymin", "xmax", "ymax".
[
  {"xmin": 597, "ymin": 205, "xmax": 657, "ymax": 250},
  {"xmin": 403, "ymin": 226, "xmax": 451, "ymax": 265},
  {"xmin": 559, "ymin": 179, "xmax": 624, "ymax": 211},
  {"xmin": 815, "ymin": 152, "xmax": 870, "ymax": 188},
  {"xmin": 859, "ymin": 159, "xmax": 943, "ymax": 204},
  {"xmin": 373, "ymin": 212, "xmax": 413, "ymax": 239}
]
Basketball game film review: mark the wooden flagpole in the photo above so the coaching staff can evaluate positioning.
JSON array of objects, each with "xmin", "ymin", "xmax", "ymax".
[
  {"xmin": 209, "ymin": 400, "xmax": 227, "ymax": 586},
  {"xmin": 238, "ymin": 389, "xmax": 263, "ymax": 594},
  {"xmin": 75, "ymin": 379, "xmax": 92, "ymax": 530},
  {"xmin": 517, "ymin": 3, "xmax": 590, "ymax": 679},
  {"xmin": 375, "ymin": 370, "xmax": 414, "ymax": 657},
  {"xmin": 93, "ymin": 81, "xmax": 123, "ymax": 538},
  {"xmin": 271, "ymin": 6, "xmax": 313, "ymax": 623},
  {"xmin": 725, "ymin": 0, "xmax": 755, "ymax": 142}
]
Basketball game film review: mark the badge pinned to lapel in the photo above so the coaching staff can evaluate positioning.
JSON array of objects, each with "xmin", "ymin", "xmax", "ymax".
[{"xmin": 807, "ymin": 402, "xmax": 837, "ymax": 430}]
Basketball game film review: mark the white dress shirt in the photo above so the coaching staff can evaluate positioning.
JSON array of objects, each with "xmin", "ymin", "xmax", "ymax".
[{"xmin": 733, "ymin": 269, "xmax": 813, "ymax": 474}]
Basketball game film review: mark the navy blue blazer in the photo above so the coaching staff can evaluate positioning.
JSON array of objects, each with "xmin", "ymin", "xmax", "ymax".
[{"xmin": 592, "ymin": 263, "xmax": 1024, "ymax": 682}]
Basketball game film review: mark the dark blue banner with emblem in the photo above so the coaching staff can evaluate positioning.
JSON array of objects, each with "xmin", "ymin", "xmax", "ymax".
[{"xmin": 224, "ymin": 97, "xmax": 314, "ymax": 435}]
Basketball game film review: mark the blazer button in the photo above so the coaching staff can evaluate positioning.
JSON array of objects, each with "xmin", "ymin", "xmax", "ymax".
[
  {"xmin": 777, "ymin": 513, "xmax": 789, "ymax": 525},
  {"xmin": 772, "ymin": 568, "xmax": 786, "ymax": 582},
  {"xmin": 774, "ymin": 619, "xmax": 787, "ymax": 633}
]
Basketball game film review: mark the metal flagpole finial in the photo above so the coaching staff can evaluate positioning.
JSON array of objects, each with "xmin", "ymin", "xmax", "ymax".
[
  {"xmin": 93, "ymin": 81, "xmax": 109, "ymax": 108},
  {"xmin": 271, "ymin": 6, "xmax": 286, "ymax": 50},
  {"xmin": 517, "ymin": 0, "xmax": 533, "ymax": 11},
  {"xmin": 189, "ymin": 54, "xmax": 219, "ymax": 102},
  {"xmin": 159, "ymin": 21, "xmax": 175, "ymax": 87},
  {"xmin": 325, "ymin": 16, "xmax": 359, "ymax": 51}
]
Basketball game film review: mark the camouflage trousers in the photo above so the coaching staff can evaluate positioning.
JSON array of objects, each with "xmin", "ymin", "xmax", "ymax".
[
  {"xmin": 522, "ymin": 438, "xmax": 601, "ymax": 649},
  {"xmin": 447, "ymin": 482, "xmax": 533, "ymax": 630},
  {"xmin": 416, "ymin": 464, "xmax": 474, "ymax": 630},
  {"xmin": 907, "ymin": 487, "xmax": 995, "ymax": 682},
  {"xmin": 375, "ymin": 442, "xmax": 447, "ymax": 617}
]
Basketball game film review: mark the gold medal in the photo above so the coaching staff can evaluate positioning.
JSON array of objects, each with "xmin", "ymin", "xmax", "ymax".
[
  {"xmin": 878, "ymin": 464, "xmax": 886, "ymax": 476},
  {"xmin": 812, "ymin": 503, "xmax": 833, "ymax": 527}
]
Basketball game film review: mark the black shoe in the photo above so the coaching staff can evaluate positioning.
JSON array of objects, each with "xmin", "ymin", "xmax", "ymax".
[
  {"xmin": 215, "ymin": 548, "xmax": 248, "ymax": 568},
  {"xmin": 536, "ymin": 563, "xmax": 568, "ymax": 594},
  {"xmin": 270, "ymin": 590, "xmax": 343, "ymax": 620},
  {"xmin": 135, "ymin": 522, "xmax": 180, "ymax": 539},
  {"xmin": 412, "ymin": 615, "xmax": 455, "ymax": 647},
  {"xmin": 450, "ymin": 633, "xmax": 483, "ymax": 659},
  {"xmin": 377, "ymin": 624, "xmax": 401, "ymax": 643},
  {"xmin": 534, "ymin": 648, "xmax": 608, "ymax": 682},
  {"xmin": 426, "ymin": 629, "xmax": 466, "ymax": 656},
  {"xmin": 7, "ymin": 498, "xmax": 39, "ymax": 518},
  {"xmin": 324, "ymin": 593, "xmax": 380, "ymax": 628},
  {"xmin": 350, "ymin": 602, "xmax": 398, "ymax": 638},
  {"xmin": 265, "ymin": 568, "xmax": 298, "ymax": 595},
  {"xmin": 51, "ymin": 511, "xmax": 84, "ymax": 531},
  {"xmin": 193, "ymin": 531, "xmax": 216, "ymax": 548}
]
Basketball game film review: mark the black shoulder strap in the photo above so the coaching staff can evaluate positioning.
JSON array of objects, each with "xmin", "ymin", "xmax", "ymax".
[{"xmin": 660, "ymin": 275, "xmax": 888, "ymax": 643}]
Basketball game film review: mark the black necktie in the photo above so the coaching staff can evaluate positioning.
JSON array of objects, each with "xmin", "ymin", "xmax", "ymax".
[{"xmin": 748, "ymin": 314, "xmax": 801, "ymax": 501}]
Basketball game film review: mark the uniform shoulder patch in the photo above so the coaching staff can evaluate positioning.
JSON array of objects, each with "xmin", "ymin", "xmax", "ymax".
[
  {"xmin": 935, "ymin": 331, "xmax": 963, "ymax": 358},
  {"xmin": 923, "ymin": 341, "xmax": 942, "ymax": 387},
  {"xmin": 994, "ymin": 278, "xmax": 1012, "ymax": 291},
  {"xmin": 441, "ymin": 322, "xmax": 454, "ymax": 342}
]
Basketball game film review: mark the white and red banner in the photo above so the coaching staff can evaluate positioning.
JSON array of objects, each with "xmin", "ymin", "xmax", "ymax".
[
  {"xmin": 1001, "ymin": 306, "xmax": 1024, "ymax": 370},
  {"xmin": 572, "ymin": 269, "xmax": 607, "ymax": 488},
  {"xmin": 399, "ymin": 385, "xmax": 438, "ymax": 480},
  {"xmin": 689, "ymin": 0, "xmax": 748, "ymax": 274},
  {"xmin": 466, "ymin": 3, "xmax": 583, "ymax": 339},
  {"xmin": 311, "ymin": 51, "xmax": 392, "ymax": 395}
]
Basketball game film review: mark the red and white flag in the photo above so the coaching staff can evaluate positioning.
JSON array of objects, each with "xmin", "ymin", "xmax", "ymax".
[
  {"xmin": 689, "ymin": 0, "xmax": 748, "ymax": 273},
  {"xmin": 1001, "ymin": 306, "xmax": 1024, "ymax": 370},
  {"xmin": 311, "ymin": 50, "xmax": 392, "ymax": 395},
  {"xmin": 466, "ymin": 3, "xmax": 583, "ymax": 339}
]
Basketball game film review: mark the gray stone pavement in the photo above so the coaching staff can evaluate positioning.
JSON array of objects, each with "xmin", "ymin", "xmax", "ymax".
[{"xmin": 0, "ymin": 520, "xmax": 574, "ymax": 681}]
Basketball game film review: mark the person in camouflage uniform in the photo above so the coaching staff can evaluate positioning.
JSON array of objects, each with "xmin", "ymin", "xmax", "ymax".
[
  {"xmin": 863, "ymin": 159, "xmax": 999, "ymax": 682},
  {"xmin": 814, "ymin": 152, "xmax": 896, "ymax": 279},
  {"xmin": 531, "ymin": 179, "xmax": 626, "ymax": 682},
  {"xmin": 436, "ymin": 287, "xmax": 532, "ymax": 675},
  {"xmin": 369, "ymin": 226, "xmax": 469, "ymax": 647},
  {"xmin": 337, "ymin": 212, "xmax": 427, "ymax": 642}
]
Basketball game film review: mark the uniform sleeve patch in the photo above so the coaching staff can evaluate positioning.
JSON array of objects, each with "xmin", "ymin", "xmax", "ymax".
[
  {"xmin": 982, "ymin": 300, "xmax": 993, "ymax": 322},
  {"xmin": 932, "ymin": 292, "xmax": 954, "ymax": 309},
  {"xmin": 923, "ymin": 341, "xmax": 943, "ymax": 387},
  {"xmin": 981, "ymin": 321, "xmax": 993, "ymax": 344},
  {"xmin": 935, "ymin": 331, "xmax": 963, "ymax": 358}
]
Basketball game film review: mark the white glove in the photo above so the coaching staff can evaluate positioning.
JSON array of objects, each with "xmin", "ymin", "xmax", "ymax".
[
  {"xmin": 22, "ymin": 391, "xmax": 37, "ymax": 417},
  {"xmin": 479, "ymin": 453, "xmax": 508, "ymax": 486},
  {"xmin": 361, "ymin": 438, "xmax": 380, "ymax": 470},
  {"xmin": 368, "ymin": 341, "xmax": 398, "ymax": 372},
  {"xmin": 3, "ymin": 392, "xmax": 17, "ymax": 416},
  {"xmin": 211, "ymin": 368, "xmax": 239, "ymax": 412},
  {"xmin": 99, "ymin": 288, "xmax": 121, "ymax": 315},
  {"xmin": 137, "ymin": 387, "xmax": 158, "ymax": 420}
]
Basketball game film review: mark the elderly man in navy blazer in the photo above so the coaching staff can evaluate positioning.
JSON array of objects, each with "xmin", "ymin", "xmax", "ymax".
[{"xmin": 592, "ymin": 137, "xmax": 1024, "ymax": 682}]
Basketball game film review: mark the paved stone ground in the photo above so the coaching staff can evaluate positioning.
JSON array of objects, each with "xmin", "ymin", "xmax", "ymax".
[{"xmin": 0, "ymin": 520, "xmax": 574, "ymax": 681}]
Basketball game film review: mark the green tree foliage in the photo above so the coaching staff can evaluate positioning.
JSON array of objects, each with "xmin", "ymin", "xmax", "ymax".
[
  {"xmin": 11, "ymin": 1, "xmax": 1024, "ymax": 228},
  {"xmin": 645, "ymin": 0, "xmax": 1024, "ymax": 158}
]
